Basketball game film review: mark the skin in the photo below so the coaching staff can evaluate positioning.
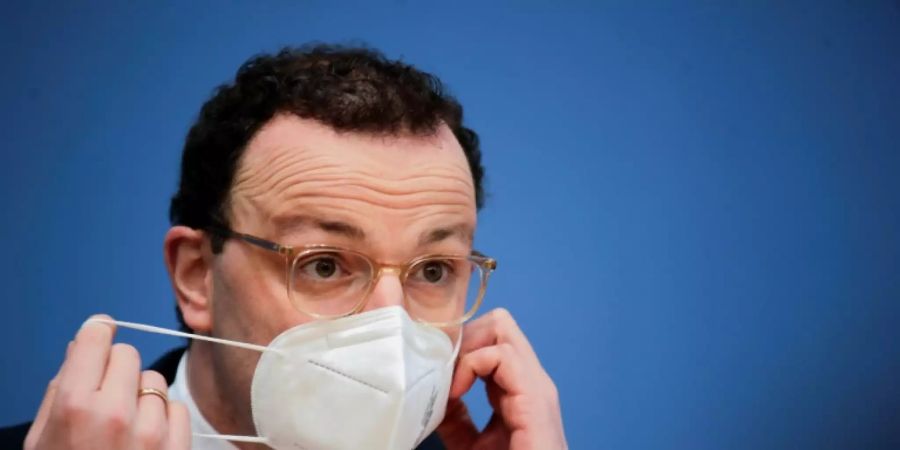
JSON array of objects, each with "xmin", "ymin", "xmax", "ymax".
[
  {"xmin": 24, "ymin": 319, "xmax": 191, "ymax": 450},
  {"xmin": 26, "ymin": 114, "xmax": 567, "ymax": 449}
]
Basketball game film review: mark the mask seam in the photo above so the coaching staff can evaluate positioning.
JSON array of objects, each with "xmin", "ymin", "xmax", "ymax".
[{"xmin": 307, "ymin": 359, "xmax": 389, "ymax": 394}]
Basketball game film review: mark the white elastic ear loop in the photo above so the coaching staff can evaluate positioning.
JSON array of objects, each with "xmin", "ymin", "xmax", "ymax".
[
  {"xmin": 450, "ymin": 325, "xmax": 464, "ymax": 364},
  {"xmin": 190, "ymin": 433, "xmax": 268, "ymax": 444},
  {"xmin": 84, "ymin": 318, "xmax": 278, "ymax": 445},
  {"xmin": 85, "ymin": 318, "xmax": 284, "ymax": 355}
]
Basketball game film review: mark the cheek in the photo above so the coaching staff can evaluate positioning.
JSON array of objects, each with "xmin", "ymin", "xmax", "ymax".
[{"xmin": 210, "ymin": 251, "xmax": 304, "ymax": 345}]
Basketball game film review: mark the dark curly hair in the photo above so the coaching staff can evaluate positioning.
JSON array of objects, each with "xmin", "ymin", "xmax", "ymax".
[{"xmin": 168, "ymin": 44, "xmax": 485, "ymax": 331}]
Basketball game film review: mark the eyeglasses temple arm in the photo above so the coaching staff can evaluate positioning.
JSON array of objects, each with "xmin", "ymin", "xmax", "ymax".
[
  {"xmin": 206, "ymin": 226, "xmax": 291, "ymax": 256},
  {"xmin": 470, "ymin": 251, "xmax": 498, "ymax": 271}
]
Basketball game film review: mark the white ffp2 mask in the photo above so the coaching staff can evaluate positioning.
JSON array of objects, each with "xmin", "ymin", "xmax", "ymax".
[{"xmin": 91, "ymin": 305, "xmax": 460, "ymax": 450}]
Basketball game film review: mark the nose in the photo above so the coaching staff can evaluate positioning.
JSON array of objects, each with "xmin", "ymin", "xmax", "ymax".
[{"xmin": 360, "ymin": 268, "xmax": 405, "ymax": 312}]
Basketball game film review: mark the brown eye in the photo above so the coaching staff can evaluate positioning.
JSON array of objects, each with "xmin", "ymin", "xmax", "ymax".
[
  {"xmin": 315, "ymin": 259, "xmax": 336, "ymax": 277},
  {"xmin": 299, "ymin": 256, "xmax": 344, "ymax": 280},
  {"xmin": 412, "ymin": 260, "xmax": 457, "ymax": 285},
  {"xmin": 422, "ymin": 262, "xmax": 445, "ymax": 283}
]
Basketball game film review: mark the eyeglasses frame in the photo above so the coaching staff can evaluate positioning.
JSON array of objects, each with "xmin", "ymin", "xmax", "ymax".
[{"xmin": 207, "ymin": 226, "xmax": 497, "ymax": 327}]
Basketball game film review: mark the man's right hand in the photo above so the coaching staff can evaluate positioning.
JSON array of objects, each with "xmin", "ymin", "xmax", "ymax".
[{"xmin": 23, "ymin": 315, "xmax": 191, "ymax": 450}]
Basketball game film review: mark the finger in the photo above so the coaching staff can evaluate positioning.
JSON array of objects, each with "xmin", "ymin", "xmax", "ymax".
[
  {"xmin": 480, "ymin": 412, "xmax": 512, "ymax": 449},
  {"xmin": 450, "ymin": 343, "xmax": 526, "ymax": 399},
  {"xmin": 24, "ymin": 341, "xmax": 72, "ymax": 448},
  {"xmin": 435, "ymin": 398, "xmax": 479, "ymax": 450},
  {"xmin": 166, "ymin": 401, "xmax": 191, "ymax": 450},
  {"xmin": 451, "ymin": 345, "xmax": 500, "ymax": 399},
  {"xmin": 133, "ymin": 371, "xmax": 169, "ymax": 450},
  {"xmin": 460, "ymin": 308, "xmax": 537, "ymax": 361},
  {"xmin": 99, "ymin": 343, "xmax": 142, "ymax": 413},
  {"xmin": 58, "ymin": 314, "xmax": 117, "ymax": 392}
]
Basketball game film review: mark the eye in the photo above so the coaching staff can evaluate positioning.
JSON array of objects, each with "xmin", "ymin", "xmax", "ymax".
[
  {"xmin": 413, "ymin": 260, "xmax": 455, "ymax": 284},
  {"xmin": 299, "ymin": 256, "xmax": 346, "ymax": 280}
]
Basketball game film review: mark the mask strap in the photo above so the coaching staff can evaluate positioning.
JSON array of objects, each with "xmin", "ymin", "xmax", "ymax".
[
  {"xmin": 85, "ymin": 318, "xmax": 282, "ymax": 355},
  {"xmin": 191, "ymin": 433, "xmax": 269, "ymax": 443},
  {"xmin": 449, "ymin": 327, "xmax": 463, "ymax": 365}
]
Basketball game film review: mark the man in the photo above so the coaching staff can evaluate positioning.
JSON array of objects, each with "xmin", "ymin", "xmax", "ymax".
[{"xmin": 2, "ymin": 44, "xmax": 566, "ymax": 449}]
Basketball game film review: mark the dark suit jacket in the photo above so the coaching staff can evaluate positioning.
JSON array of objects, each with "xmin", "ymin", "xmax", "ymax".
[{"xmin": 0, "ymin": 347, "xmax": 445, "ymax": 449}]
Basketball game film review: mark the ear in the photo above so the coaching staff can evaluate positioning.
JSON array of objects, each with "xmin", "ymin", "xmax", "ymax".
[{"xmin": 164, "ymin": 226, "xmax": 214, "ymax": 334}]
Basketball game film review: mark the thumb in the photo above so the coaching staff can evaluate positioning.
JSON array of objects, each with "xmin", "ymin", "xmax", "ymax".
[{"xmin": 436, "ymin": 398, "xmax": 479, "ymax": 450}]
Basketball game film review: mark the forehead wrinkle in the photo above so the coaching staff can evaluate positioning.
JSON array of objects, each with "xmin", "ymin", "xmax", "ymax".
[
  {"xmin": 233, "ymin": 143, "xmax": 305, "ymax": 191},
  {"xmin": 235, "ymin": 151, "xmax": 474, "ymax": 211},
  {"xmin": 250, "ymin": 184, "xmax": 470, "ymax": 231},
  {"xmin": 271, "ymin": 188, "xmax": 474, "ymax": 214},
  {"xmin": 230, "ymin": 129, "xmax": 476, "ymax": 226},
  {"xmin": 232, "ymin": 149, "xmax": 345, "ymax": 209},
  {"xmin": 270, "ymin": 154, "xmax": 472, "ymax": 190},
  {"xmin": 285, "ymin": 200, "xmax": 473, "ymax": 222},
  {"xmin": 264, "ymin": 153, "xmax": 472, "ymax": 186},
  {"xmin": 270, "ymin": 173, "xmax": 474, "ymax": 202},
  {"xmin": 264, "ymin": 180, "xmax": 474, "ymax": 230}
]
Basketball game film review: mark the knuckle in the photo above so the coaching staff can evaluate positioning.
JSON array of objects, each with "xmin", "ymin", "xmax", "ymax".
[
  {"xmin": 41, "ymin": 376, "xmax": 60, "ymax": 403},
  {"xmin": 99, "ymin": 408, "xmax": 131, "ymax": 436},
  {"xmin": 56, "ymin": 392, "xmax": 90, "ymax": 423},
  {"xmin": 498, "ymin": 342, "xmax": 516, "ymax": 356},
  {"xmin": 458, "ymin": 350, "xmax": 482, "ymax": 370},
  {"xmin": 492, "ymin": 307, "xmax": 513, "ymax": 323},
  {"xmin": 545, "ymin": 377, "xmax": 560, "ymax": 400},
  {"xmin": 491, "ymin": 308, "xmax": 517, "ymax": 335}
]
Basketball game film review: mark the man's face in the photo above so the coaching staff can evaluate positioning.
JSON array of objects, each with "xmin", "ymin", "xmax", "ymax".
[{"xmin": 211, "ymin": 113, "xmax": 477, "ymax": 351}]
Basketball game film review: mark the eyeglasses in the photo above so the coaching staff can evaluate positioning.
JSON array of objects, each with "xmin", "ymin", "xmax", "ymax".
[{"xmin": 208, "ymin": 227, "xmax": 497, "ymax": 327}]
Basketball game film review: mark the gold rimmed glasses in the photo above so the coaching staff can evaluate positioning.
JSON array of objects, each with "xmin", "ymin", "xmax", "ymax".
[{"xmin": 208, "ymin": 227, "xmax": 497, "ymax": 327}]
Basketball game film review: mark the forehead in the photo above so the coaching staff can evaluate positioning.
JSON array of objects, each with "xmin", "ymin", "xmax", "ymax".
[{"xmin": 229, "ymin": 114, "xmax": 476, "ymax": 236}]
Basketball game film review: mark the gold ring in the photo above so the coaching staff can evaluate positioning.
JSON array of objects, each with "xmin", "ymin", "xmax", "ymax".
[{"xmin": 138, "ymin": 387, "xmax": 168, "ymax": 403}]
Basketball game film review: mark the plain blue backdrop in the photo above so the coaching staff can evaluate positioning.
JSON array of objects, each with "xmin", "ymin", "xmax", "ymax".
[{"xmin": 2, "ymin": 1, "xmax": 899, "ymax": 449}]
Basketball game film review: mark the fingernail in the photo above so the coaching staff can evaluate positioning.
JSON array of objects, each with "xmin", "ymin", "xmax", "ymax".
[
  {"xmin": 80, "ymin": 314, "xmax": 115, "ymax": 329},
  {"xmin": 85, "ymin": 313, "xmax": 112, "ymax": 323}
]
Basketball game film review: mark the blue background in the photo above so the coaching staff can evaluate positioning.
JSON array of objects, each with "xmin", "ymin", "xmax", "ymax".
[{"xmin": 2, "ymin": 1, "xmax": 899, "ymax": 449}]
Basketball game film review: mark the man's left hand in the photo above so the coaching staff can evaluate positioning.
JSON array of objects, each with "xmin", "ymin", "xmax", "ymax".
[{"xmin": 437, "ymin": 308, "xmax": 567, "ymax": 450}]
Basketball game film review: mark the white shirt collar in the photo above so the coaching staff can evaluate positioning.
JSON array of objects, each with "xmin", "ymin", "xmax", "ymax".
[{"xmin": 168, "ymin": 350, "xmax": 239, "ymax": 450}]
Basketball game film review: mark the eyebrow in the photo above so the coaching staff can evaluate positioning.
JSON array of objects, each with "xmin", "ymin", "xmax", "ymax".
[
  {"xmin": 272, "ymin": 214, "xmax": 366, "ymax": 240},
  {"xmin": 272, "ymin": 214, "xmax": 473, "ymax": 247},
  {"xmin": 418, "ymin": 223, "xmax": 474, "ymax": 247}
]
